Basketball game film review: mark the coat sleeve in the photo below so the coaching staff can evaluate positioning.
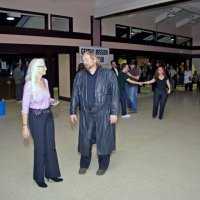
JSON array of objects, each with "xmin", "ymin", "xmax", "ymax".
[
  {"xmin": 70, "ymin": 73, "xmax": 80, "ymax": 115},
  {"xmin": 109, "ymin": 70, "xmax": 119, "ymax": 115}
]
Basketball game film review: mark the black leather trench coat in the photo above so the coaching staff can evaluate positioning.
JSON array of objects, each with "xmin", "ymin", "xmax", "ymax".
[{"xmin": 70, "ymin": 66, "xmax": 119, "ymax": 156}]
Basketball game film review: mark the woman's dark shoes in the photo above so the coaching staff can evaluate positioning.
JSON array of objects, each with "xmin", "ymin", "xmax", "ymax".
[
  {"xmin": 96, "ymin": 169, "xmax": 106, "ymax": 176},
  {"xmin": 152, "ymin": 114, "xmax": 157, "ymax": 118},
  {"xmin": 79, "ymin": 168, "xmax": 87, "ymax": 175},
  {"xmin": 36, "ymin": 181, "xmax": 48, "ymax": 188},
  {"xmin": 47, "ymin": 177, "xmax": 63, "ymax": 182}
]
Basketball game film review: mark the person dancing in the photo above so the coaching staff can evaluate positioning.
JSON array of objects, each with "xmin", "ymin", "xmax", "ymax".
[{"xmin": 143, "ymin": 66, "xmax": 171, "ymax": 119}]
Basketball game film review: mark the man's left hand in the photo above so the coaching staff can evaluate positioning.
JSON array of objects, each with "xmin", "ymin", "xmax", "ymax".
[{"xmin": 110, "ymin": 115, "xmax": 118, "ymax": 124}]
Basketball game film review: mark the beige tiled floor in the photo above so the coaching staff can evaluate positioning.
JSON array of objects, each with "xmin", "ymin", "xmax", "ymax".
[{"xmin": 0, "ymin": 90, "xmax": 200, "ymax": 200}]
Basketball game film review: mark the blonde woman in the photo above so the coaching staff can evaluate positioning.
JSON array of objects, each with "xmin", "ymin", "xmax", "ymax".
[{"xmin": 22, "ymin": 58, "xmax": 62, "ymax": 188}]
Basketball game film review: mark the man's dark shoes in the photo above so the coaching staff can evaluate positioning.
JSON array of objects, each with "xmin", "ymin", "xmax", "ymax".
[
  {"xmin": 96, "ymin": 169, "xmax": 106, "ymax": 176},
  {"xmin": 79, "ymin": 168, "xmax": 87, "ymax": 175},
  {"xmin": 47, "ymin": 177, "xmax": 63, "ymax": 182},
  {"xmin": 36, "ymin": 181, "xmax": 48, "ymax": 188}
]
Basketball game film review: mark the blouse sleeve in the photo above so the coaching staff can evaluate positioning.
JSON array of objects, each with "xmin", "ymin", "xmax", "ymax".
[{"xmin": 21, "ymin": 81, "xmax": 32, "ymax": 114}]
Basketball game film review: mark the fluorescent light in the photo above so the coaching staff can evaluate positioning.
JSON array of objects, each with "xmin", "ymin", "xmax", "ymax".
[
  {"xmin": 167, "ymin": 13, "xmax": 175, "ymax": 18},
  {"xmin": 190, "ymin": 20, "xmax": 196, "ymax": 24},
  {"xmin": 6, "ymin": 16, "xmax": 15, "ymax": 20},
  {"xmin": 167, "ymin": 8, "xmax": 176, "ymax": 18}
]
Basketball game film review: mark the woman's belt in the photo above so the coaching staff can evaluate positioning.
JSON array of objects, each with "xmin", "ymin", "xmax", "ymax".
[{"xmin": 29, "ymin": 107, "xmax": 51, "ymax": 116}]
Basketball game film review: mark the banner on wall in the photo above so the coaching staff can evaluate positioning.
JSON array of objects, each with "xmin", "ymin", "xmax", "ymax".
[{"xmin": 79, "ymin": 46, "xmax": 110, "ymax": 68}]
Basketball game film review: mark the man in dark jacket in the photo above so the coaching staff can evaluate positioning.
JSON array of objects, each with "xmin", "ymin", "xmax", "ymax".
[{"xmin": 70, "ymin": 51, "xmax": 119, "ymax": 176}]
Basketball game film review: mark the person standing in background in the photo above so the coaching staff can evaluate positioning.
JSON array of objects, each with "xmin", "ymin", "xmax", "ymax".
[
  {"xmin": 111, "ymin": 60, "xmax": 119, "ymax": 76},
  {"xmin": 13, "ymin": 63, "xmax": 23, "ymax": 102},
  {"xmin": 22, "ymin": 58, "xmax": 63, "ymax": 188},
  {"xmin": 169, "ymin": 65, "xmax": 177, "ymax": 93},
  {"xmin": 184, "ymin": 66, "xmax": 193, "ymax": 91},
  {"xmin": 127, "ymin": 60, "xmax": 140, "ymax": 113},
  {"xmin": 22, "ymin": 61, "xmax": 29, "ymax": 79},
  {"xmin": 77, "ymin": 62, "xmax": 85, "ymax": 72},
  {"xmin": 179, "ymin": 63, "xmax": 185, "ymax": 86}
]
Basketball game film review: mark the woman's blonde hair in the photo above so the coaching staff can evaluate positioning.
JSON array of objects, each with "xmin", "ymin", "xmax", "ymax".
[{"xmin": 25, "ymin": 58, "xmax": 45, "ymax": 99}]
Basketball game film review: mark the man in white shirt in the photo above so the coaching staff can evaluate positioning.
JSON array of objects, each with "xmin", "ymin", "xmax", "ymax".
[
  {"xmin": 169, "ymin": 65, "xmax": 177, "ymax": 92},
  {"xmin": 111, "ymin": 60, "xmax": 119, "ymax": 76},
  {"xmin": 184, "ymin": 66, "xmax": 193, "ymax": 91}
]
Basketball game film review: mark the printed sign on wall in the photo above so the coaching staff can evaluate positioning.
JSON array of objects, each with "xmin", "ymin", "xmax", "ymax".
[{"xmin": 79, "ymin": 46, "xmax": 110, "ymax": 68}]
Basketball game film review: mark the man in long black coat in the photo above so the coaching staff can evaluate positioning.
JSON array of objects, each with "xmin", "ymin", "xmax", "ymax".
[{"xmin": 70, "ymin": 51, "xmax": 119, "ymax": 176}]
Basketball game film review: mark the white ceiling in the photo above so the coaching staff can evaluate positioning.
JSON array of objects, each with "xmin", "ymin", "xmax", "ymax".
[
  {"xmin": 94, "ymin": 0, "xmax": 200, "ymax": 28},
  {"xmin": 94, "ymin": 0, "xmax": 175, "ymax": 18}
]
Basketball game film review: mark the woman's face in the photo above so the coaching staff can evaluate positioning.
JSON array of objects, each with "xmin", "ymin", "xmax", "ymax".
[
  {"xmin": 37, "ymin": 63, "xmax": 47, "ymax": 76},
  {"xmin": 158, "ymin": 67, "xmax": 164, "ymax": 75}
]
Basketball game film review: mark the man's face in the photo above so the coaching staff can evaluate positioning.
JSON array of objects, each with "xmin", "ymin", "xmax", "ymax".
[
  {"xmin": 124, "ymin": 65, "xmax": 129, "ymax": 73},
  {"xmin": 111, "ymin": 61, "xmax": 117, "ymax": 68},
  {"xmin": 25, "ymin": 62, "xmax": 29, "ymax": 67},
  {"xmin": 82, "ymin": 54, "xmax": 96, "ymax": 71},
  {"xmin": 130, "ymin": 64, "xmax": 135, "ymax": 69}
]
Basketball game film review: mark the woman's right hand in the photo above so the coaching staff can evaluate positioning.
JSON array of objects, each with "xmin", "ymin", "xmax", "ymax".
[
  {"xmin": 50, "ymin": 98, "xmax": 59, "ymax": 106},
  {"xmin": 22, "ymin": 126, "xmax": 30, "ymax": 139}
]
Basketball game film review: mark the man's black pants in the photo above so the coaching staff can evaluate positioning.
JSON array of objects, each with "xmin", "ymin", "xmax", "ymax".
[{"xmin": 80, "ymin": 122, "xmax": 110, "ymax": 170}]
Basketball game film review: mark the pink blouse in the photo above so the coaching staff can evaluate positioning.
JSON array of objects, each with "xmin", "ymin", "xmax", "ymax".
[{"xmin": 22, "ymin": 78, "xmax": 51, "ymax": 114}]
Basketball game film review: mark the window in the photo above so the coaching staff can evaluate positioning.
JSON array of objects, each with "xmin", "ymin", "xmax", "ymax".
[
  {"xmin": 157, "ymin": 32, "xmax": 175, "ymax": 44},
  {"xmin": 0, "ymin": 9, "xmax": 46, "ymax": 29},
  {"xmin": 51, "ymin": 15, "xmax": 72, "ymax": 32},
  {"xmin": 115, "ymin": 24, "xmax": 193, "ymax": 47},
  {"xmin": 131, "ymin": 27, "xmax": 155, "ymax": 42},
  {"xmin": 116, "ymin": 24, "xmax": 130, "ymax": 39},
  {"xmin": 177, "ymin": 36, "xmax": 192, "ymax": 46}
]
